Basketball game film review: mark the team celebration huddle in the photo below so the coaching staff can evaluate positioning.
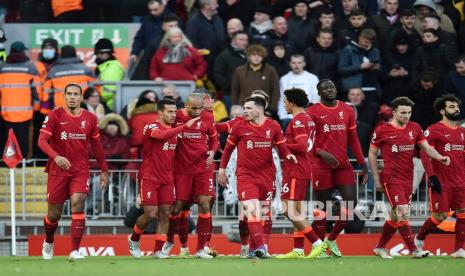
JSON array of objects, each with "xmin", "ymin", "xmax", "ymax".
[{"xmin": 38, "ymin": 79, "xmax": 465, "ymax": 261}]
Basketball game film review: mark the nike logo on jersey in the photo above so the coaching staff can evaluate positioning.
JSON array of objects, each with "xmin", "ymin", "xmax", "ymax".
[
  {"xmin": 445, "ymin": 134, "xmax": 451, "ymax": 138},
  {"xmin": 60, "ymin": 122, "xmax": 69, "ymax": 125},
  {"xmin": 245, "ymin": 132, "xmax": 252, "ymax": 136},
  {"xmin": 389, "ymin": 136, "xmax": 396, "ymax": 139},
  {"xmin": 320, "ymin": 115, "xmax": 328, "ymax": 119}
]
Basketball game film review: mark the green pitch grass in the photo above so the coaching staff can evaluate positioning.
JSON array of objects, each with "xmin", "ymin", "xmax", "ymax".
[{"xmin": 1, "ymin": 256, "xmax": 464, "ymax": 276}]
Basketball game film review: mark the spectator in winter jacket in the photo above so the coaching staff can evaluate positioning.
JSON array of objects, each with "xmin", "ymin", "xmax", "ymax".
[
  {"xmin": 304, "ymin": 28, "xmax": 339, "ymax": 83},
  {"xmin": 186, "ymin": 0, "xmax": 225, "ymax": 71},
  {"xmin": 413, "ymin": 0, "xmax": 456, "ymax": 34},
  {"xmin": 382, "ymin": 34, "xmax": 414, "ymax": 104},
  {"xmin": 371, "ymin": 0, "xmax": 400, "ymax": 52},
  {"xmin": 94, "ymin": 38, "xmax": 125, "ymax": 111},
  {"xmin": 262, "ymin": 16, "xmax": 296, "ymax": 57},
  {"xmin": 288, "ymin": 1, "xmax": 315, "ymax": 54},
  {"xmin": 230, "ymin": 44, "xmax": 280, "ymax": 112},
  {"xmin": 338, "ymin": 29, "xmax": 382, "ymax": 103},
  {"xmin": 445, "ymin": 56, "xmax": 465, "ymax": 119},
  {"xmin": 248, "ymin": 5, "xmax": 273, "ymax": 45},
  {"xmin": 421, "ymin": 14, "xmax": 458, "ymax": 58},
  {"xmin": 149, "ymin": 27, "xmax": 207, "ymax": 82},
  {"xmin": 338, "ymin": 8, "xmax": 368, "ymax": 49},
  {"xmin": 267, "ymin": 41, "xmax": 291, "ymax": 78},
  {"xmin": 128, "ymin": 91, "xmax": 159, "ymax": 159},
  {"xmin": 82, "ymin": 87, "xmax": 110, "ymax": 121},
  {"xmin": 129, "ymin": 0, "xmax": 181, "ymax": 62},
  {"xmin": 213, "ymin": 30, "xmax": 248, "ymax": 111},
  {"xmin": 411, "ymin": 28, "xmax": 455, "ymax": 81},
  {"xmin": 387, "ymin": 8, "xmax": 422, "ymax": 56}
]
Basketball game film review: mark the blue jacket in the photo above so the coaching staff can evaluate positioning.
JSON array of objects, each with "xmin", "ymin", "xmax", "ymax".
[
  {"xmin": 131, "ymin": 11, "xmax": 181, "ymax": 56},
  {"xmin": 338, "ymin": 41, "xmax": 381, "ymax": 92}
]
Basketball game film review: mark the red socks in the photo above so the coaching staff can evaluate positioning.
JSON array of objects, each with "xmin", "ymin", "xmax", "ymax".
[
  {"xmin": 179, "ymin": 211, "xmax": 190, "ymax": 247},
  {"xmin": 397, "ymin": 220, "xmax": 416, "ymax": 251},
  {"xmin": 154, "ymin": 234, "xmax": 167, "ymax": 252},
  {"xmin": 311, "ymin": 209, "xmax": 326, "ymax": 240},
  {"xmin": 455, "ymin": 213, "xmax": 465, "ymax": 251},
  {"xmin": 131, "ymin": 224, "xmax": 144, "ymax": 242},
  {"xmin": 43, "ymin": 216, "xmax": 58, "ymax": 243},
  {"xmin": 239, "ymin": 218, "xmax": 249, "ymax": 245},
  {"xmin": 167, "ymin": 214, "xmax": 180, "ymax": 243},
  {"xmin": 327, "ymin": 220, "xmax": 348, "ymax": 241},
  {"xmin": 70, "ymin": 212, "xmax": 85, "ymax": 251},
  {"xmin": 247, "ymin": 217, "xmax": 264, "ymax": 251},
  {"xmin": 417, "ymin": 216, "xmax": 440, "ymax": 241},
  {"xmin": 263, "ymin": 216, "xmax": 272, "ymax": 245},
  {"xmin": 303, "ymin": 226, "xmax": 320, "ymax": 243},
  {"xmin": 196, "ymin": 212, "xmax": 211, "ymax": 251},
  {"xmin": 376, "ymin": 220, "xmax": 398, "ymax": 248},
  {"xmin": 293, "ymin": 231, "xmax": 305, "ymax": 249}
]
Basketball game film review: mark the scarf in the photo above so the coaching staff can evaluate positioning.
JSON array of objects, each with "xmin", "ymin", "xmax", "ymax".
[
  {"xmin": 162, "ymin": 43, "xmax": 191, "ymax": 64},
  {"xmin": 386, "ymin": 14, "xmax": 399, "ymax": 25},
  {"xmin": 251, "ymin": 20, "xmax": 273, "ymax": 34}
]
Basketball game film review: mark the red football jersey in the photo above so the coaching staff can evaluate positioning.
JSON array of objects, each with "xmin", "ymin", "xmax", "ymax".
[
  {"xmin": 227, "ymin": 118, "xmax": 286, "ymax": 183},
  {"xmin": 306, "ymin": 100, "xmax": 356, "ymax": 168},
  {"xmin": 40, "ymin": 107, "xmax": 100, "ymax": 176},
  {"xmin": 424, "ymin": 122, "xmax": 465, "ymax": 188},
  {"xmin": 370, "ymin": 121, "xmax": 426, "ymax": 182},
  {"xmin": 174, "ymin": 110, "xmax": 217, "ymax": 174},
  {"xmin": 139, "ymin": 121, "xmax": 177, "ymax": 184},
  {"xmin": 283, "ymin": 112, "xmax": 314, "ymax": 179}
]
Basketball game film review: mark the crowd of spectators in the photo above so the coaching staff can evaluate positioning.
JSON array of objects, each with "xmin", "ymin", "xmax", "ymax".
[{"xmin": 2, "ymin": 0, "xmax": 465, "ymax": 165}]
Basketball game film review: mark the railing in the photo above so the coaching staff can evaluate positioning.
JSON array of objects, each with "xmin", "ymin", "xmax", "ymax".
[{"xmin": 0, "ymin": 158, "xmax": 432, "ymax": 221}]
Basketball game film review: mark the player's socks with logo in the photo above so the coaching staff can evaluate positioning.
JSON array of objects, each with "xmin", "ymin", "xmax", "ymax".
[
  {"xmin": 293, "ymin": 231, "xmax": 305, "ymax": 249},
  {"xmin": 376, "ymin": 220, "xmax": 398, "ymax": 248},
  {"xmin": 455, "ymin": 213, "xmax": 465, "ymax": 252},
  {"xmin": 417, "ymin": 216, "xmax": 440, "ymax": 241},
  {"xmin": 70, "ymin": 212, "xmax": 85, "ymax": 251},
  {"xmin": 167, "ymin": 214, "xmax": 180, "ymax": 243},
  {"xmin": 239, "ymin": 218, "xmax": 249, "ymax": 245},
  {"xmin": 179, "ymin": 210, "xmax": 190, "ymax": 246},
  {"xmin": 312, "ymin": 210, "xmax": 326, "ymax": 240},
  {"xmin": 247, "ymin": 217, "xmax": 264, "ymax": 250},
  {"xmin": 196, "ymin": 212, "xmax": 211, "ymax": 252},
  {"xmin": 43, "ymin": 216, "xmax": 58, "ymax": 243},
  {"xmin": 131, "ymin": 224, "xmax": 144, "ymax": 242},
  {"xmin": 397, "ymin": 221, "xmax": 416, "ymax": 251},
  {"xmin": 154, "ymin": 234, "xmax": 167, "ymax": 252}
]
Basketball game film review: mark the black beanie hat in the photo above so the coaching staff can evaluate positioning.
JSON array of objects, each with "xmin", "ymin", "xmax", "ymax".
[
  {"xmin": 94, "ymin": 38, "xmax": 114, "ymax": 53},
  {"xmin": 60, "ymin": 45, "xmax": 77, "ymax": 58}
]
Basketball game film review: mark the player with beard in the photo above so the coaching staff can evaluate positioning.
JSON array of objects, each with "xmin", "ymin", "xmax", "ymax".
[
  {"xmin": 416, "ymin": 94, "xmax": 465, "ymax": 258},
  {"xmin": 370, "ymin": 96, "xmax": 450, "ymax": 259}
]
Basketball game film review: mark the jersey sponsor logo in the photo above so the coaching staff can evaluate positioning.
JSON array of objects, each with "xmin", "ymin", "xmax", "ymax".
[
  {"xmin": 162, "ymin": 142, "xmax": 177, "ymax": 151},
  {"xmin": 323, "ymin": 123, "xmax": 346, "ymax": 132},
  {"xmin": 246, "ymin": 140, "xmax": 272, "ymax": 149},
  {"xmin": 445, "ymin": 143, "xmax": 451, "ymax": 152},
  {"xmin": 60, "ymin": 131, "xmax": 86, "ymax": 140},
  {"xmin": 443, "ymin": 143, "xmax": 464, "ymax": 152},
  {"xmin": 246, "ymin": 140, "xmax": 253, "ymax": 149},
  {"xmin": 391, "ymin": 144, "xmax": 414, "ymax": 152}
]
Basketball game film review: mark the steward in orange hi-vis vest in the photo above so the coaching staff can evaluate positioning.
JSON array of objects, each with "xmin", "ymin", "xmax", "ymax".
[
  {"xmin": 41, "ymin": 45, "xmax": 95, "ymax": 114},
  {"xmin": 0, "ymin": 42, "xmax": 41, "ymax": 123}
]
